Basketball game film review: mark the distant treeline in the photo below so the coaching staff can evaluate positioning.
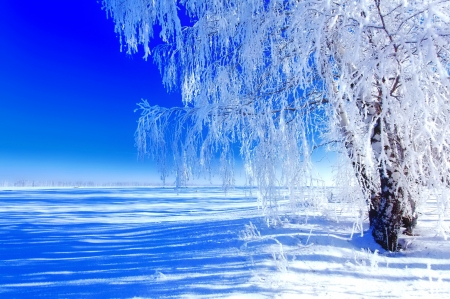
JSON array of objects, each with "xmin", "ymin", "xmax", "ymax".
[{"xmin": 0, "ymin": 180, "xmax": 163, "ymax": 187}]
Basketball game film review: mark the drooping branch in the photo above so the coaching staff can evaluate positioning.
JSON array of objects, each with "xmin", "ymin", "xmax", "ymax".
[{"xmin": 105, "ymin": 0, "xmax": 450, "ymax": 249}]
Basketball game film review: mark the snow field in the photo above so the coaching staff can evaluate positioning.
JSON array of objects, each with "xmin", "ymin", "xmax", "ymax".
[{"xmin": 0, "ymin": 187, "xmax": 449, "ymax": 298}]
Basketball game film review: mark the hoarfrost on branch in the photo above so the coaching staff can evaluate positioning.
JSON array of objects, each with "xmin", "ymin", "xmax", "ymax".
[{"xmin": 103, "ymin": 0, "xmax": 450, "ymax": 250}]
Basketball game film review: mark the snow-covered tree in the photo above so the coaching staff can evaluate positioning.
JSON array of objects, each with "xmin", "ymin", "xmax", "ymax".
[{"xmin": 102, "ymin": 0, "xmax": 450, "ymax": 251}]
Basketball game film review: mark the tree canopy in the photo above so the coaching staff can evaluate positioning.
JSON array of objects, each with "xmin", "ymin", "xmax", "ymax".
[{"xmin": 102, "ymin": 0, "xmax": 450, "ymax": 250}]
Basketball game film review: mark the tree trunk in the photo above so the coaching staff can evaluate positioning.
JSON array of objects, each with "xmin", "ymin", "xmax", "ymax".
[
  {"xmin": 402, "ymin": 197, "xmax": 417, "ymax": 235},
  {"xmin": 338, "ymin": 95, "xmax": 417, "ymax": 251},
  {"xmin": 370, "ymin": 173, "xmax": 403, "ymax": 251},
  {"xmin": 368, "ymin": 118, "xmax": 417, "ymax": 251},
  {"xmin": 369, "ymin": 175, "xmax": 417, "ymax": 250}
]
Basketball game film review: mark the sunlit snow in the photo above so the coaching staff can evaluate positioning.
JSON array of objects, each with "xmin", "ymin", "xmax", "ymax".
[{"xmin": 0, "ymin": 187, "xmax": 449, "ymax": 298}]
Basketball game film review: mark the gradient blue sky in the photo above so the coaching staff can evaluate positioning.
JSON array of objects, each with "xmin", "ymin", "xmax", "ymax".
[
  {"xmin": 0, "ymin": 1, "xmax": 335, "ymax": 185},
  {"xmin": 0, "ymin": 0, "xmax": 182, "ymax": 183}
]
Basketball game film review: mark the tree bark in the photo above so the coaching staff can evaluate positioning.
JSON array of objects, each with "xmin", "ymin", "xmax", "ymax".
[
  {"xmin": 371, "ymin": 173, "xmax": 403, "ymax": 251},
  {"xmin": 337, "ymin": 86, "xmax": 417, "ymax": 251},
  {"xmin": 369, "ymin": 172, "xmax": 417, "ymax": 250},
  {"xmin": 368, "ymin": 118, "xmax": 417, "ymax": 250}
]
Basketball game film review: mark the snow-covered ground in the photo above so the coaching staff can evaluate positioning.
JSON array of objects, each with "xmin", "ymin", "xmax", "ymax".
[{"xmin": 0, "ymin": 187, "xmax": 449, "ymax": 298}]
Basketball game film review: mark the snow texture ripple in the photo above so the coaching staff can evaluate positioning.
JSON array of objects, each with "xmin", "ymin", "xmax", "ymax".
[{"xmin": 0, "ymin": 187, "xmax": 449, "ymax": 298}]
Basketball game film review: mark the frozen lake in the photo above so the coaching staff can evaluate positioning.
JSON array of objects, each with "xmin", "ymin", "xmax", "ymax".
[{"xmin": 0, "ymin": 187, "xmax": 265, "ymax": 298}]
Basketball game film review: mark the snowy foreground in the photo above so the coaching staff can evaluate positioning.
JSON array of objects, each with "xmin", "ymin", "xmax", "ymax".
[{"xmin": 0, "ymin": 187, "xmax": 449, "ymax": 298}]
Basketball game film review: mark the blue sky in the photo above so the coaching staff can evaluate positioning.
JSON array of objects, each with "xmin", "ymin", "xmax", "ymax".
[
  {"xmin": 0, "ymin": 0, "xmax": 182, "ymax": 183},
  {"xmin": 0, "ymin": 0, "xmax": 335, "ymax": 185}
]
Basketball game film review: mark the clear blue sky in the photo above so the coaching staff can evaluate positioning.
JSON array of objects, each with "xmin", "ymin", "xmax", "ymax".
[
  {"xmin": 0, "ymin": 0, "xmax": 335, "ymax": 185},
  {"xmin": 0, "ymin": 0, "xmax": 181, "ymax": 183}
]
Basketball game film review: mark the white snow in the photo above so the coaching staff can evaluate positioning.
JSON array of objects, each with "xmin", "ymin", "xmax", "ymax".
[{"xmin": 0, "ymin": 187, "xmax": 449, "ymax": 298}]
